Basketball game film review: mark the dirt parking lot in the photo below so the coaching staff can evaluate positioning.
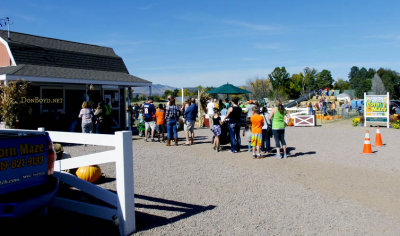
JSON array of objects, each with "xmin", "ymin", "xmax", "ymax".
[{"xmin": 6, "ymin": 121, "xmax": 400, "ymax": 235}]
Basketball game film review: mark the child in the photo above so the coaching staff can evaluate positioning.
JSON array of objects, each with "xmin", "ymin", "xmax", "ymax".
[
  {"xmin": 250, "ymin": 106, "xmax": 264, "ymax": 158},
  {"xmin": 155, "ymin": 104, "xmax": 166, "ymax": 142},
  {"xmin": 212, "ymin": 108, "xmax": 222, "ymax": 152},
  {"xmin": 242, "ymin": 121, "xmax": 252, "ymax": 152},
  {"xmin": 137, "ymin": 109, "xmax": 145, "ymax": 137}
]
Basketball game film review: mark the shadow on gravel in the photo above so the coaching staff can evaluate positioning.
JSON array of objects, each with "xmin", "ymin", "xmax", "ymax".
[
  {"xmin": 289, "ymin": 151, "xmax": 317, "ymax": 158},
  {"xmin": 135, "ymin": 194, "xmax": 216, "ymax": 232}
]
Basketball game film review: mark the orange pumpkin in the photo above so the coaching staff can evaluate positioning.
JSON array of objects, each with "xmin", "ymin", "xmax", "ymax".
[{"xmin": 76, "ymin": 165, "xmax": 102, "ymax": 183}]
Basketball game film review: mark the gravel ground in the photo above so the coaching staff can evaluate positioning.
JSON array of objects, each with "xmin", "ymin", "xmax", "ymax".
[{"xmin": 8, "ymin": 120, "xmax": 400, "ymax": 235}]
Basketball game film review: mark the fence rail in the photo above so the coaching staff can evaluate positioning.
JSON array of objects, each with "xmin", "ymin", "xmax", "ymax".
[
  {"xmin": 46, "ymin": 129, "xmax": 135, "ymax": 236},
  {"xmin": 1, "ymin": 127, "xmax": 136, "ymax": 235}
]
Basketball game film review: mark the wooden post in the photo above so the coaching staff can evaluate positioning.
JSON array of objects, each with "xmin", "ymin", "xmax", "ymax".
[{"xmin": 115, "ymin": 131, "xmax": 135, "ymax": 235}]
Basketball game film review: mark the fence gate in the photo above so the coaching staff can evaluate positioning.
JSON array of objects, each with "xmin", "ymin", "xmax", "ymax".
[{"xmin": 294, "ymin": 115, "xmax": 315, "ymax": 126}]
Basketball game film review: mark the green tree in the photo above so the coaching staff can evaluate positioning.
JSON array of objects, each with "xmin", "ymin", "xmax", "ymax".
[
  {"xmin": 315, "ymin": 69, "xmax": 334, "ymax": 89},
  {"xmin": 348, "ymin": 66, "xmax": 359, "ymax": 83},
  {"xmin": 163, "ymin": 89, "xmax": 173, "ymax": 98},
  {"xmin": 288, "ymin": 73, "xmax": 303, "ymax": 98},
  {"xmin": 172, "ymin": 89, "xmax": 180, "ymax": 98},
  {"xmin": 246, "ymin": 77, "xmax": 272, "ymax": 100},
  {"xmin": 349, "ymin": 67, "xmax": 373, "ymax": 98},
  {"xmin": 376, "ymin": 68, "xmax": 400, "ymax": 99},
  {"xmin": 333, "ymin": 79, "xmax": 350, "ymax": 93},
  {"xmin": 268, "ymin": 66, "xmax": 290, "ymax": 99},
  {"xmin": 303, "ymin": 67, "xmax": 318, "ymax": 93}
]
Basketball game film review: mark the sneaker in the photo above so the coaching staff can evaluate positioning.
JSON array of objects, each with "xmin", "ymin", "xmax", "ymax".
[
  {"xmin": 229, "ymin": 150, "xmax": 237, "ymax": 154},
  {"xmin": 252, "ymin": 153, "xmax": 256, "ymax": 158},
  {"xmin": 275, "ymin": 154, "xmax": 282, "ymax": 159},
  {"xmin": 144, "ymin": 138, "xmax": 148, "ymax": 142},
  {"xmin": 283, "ymin": 154, "xmax": 288, "ymax": 159},
  {"xmin": 257, "ymin": 153, "xmax": 262, "ymax": 158},
  {"xmin": 213, "ymin": 146, "xmax": 216, "ymax": 150}
]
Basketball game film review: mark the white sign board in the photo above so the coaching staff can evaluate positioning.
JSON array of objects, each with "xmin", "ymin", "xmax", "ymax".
[{"xmin": 364, "ymin": 92, "xmax": 389, "ymax": 128}]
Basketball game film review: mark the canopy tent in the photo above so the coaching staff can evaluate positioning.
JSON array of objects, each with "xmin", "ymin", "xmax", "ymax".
[
  {"xmin": 205, "ymin": 83, "xmax": 251, "ymax": 95},
  {"xmin": 337, "ymin": 93, "xmax": 352, "ymax": 102}
]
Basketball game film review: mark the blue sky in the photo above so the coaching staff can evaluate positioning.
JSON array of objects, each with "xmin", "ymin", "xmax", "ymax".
[{"xmin": 1, "ymin": 0, "xmax": 400, "ymax": 88}]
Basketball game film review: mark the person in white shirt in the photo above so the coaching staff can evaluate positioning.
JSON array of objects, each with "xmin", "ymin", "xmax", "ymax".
[{"xmin": 206, "ymin": 98, "xmax": 215, "ymax": 127}]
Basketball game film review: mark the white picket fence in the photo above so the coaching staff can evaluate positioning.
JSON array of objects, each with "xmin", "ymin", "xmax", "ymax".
[{"xmin": 0, "ymin": 127, "xmax": 135, "ymax": 235}]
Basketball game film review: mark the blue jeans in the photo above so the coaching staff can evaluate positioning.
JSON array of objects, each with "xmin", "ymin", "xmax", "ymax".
[
  {"xmin": 167, "ymin": 119, "xmax": 178, "ymax": 139},
  {"xmin": 82, "ymin": 122, "xmax": 93, "ymax": 133},
  {"xmin": 272, "ymin": 129, "xmax": 286, "ymax": 148},
  {"xmin": 261, "ymin": 129, "xmax": 271, "ymax": 152},
  {"xmin": 228, "ymin": 123, "xmax": 241, "ymax": 152}
]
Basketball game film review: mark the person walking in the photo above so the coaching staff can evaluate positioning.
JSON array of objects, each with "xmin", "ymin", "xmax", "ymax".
[
  {"xmin": 260, "ymin": 106, "xmax": 272, "ymax": 154},
  {"xmin": 78, "ymin": 101, "xmax": 94, "ymax": 134},
  {"xmin": 183, "ymin": 97, "xmax": 198, "ymax": 145},
  {"xmin": 224, "ymin": 97, "xmax": 242, "ymax": 153},
  {"xmin": 269, "ymin": 100, "xmax": 290, "ymax": 159},
  {"xmin": 165, "ymin": 98, "xmax": 180, "ymax": 146},
  {"xmin": 143, "ymin": 96, "xmax": 156, "ymax": 142}
]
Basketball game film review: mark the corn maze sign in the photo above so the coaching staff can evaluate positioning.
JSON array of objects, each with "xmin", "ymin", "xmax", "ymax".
[{"xmin": 364, "ymin": 92, "xmax": 389, "ymax": 128}]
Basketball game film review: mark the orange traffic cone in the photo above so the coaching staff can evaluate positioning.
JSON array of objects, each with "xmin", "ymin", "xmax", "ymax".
[
  {"xmin": 374, "ymin": 127, "xmax": 383, "ymax": 147},
  {"xmin": 362, "ymin": 130, "xmax": 373, "ymax": 154}
]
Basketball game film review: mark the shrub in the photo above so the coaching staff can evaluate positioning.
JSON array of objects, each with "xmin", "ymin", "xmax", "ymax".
[
  {"xmin": 0, "ymin": 80, "xmax": 32, "ymax": 128},
  {"xmin": 352, "ymin": 117, "xmax": 361, "ymax": 127},
  {"xmin": 392, "ymin": 120, "xmax": 400, "ymax": 129}
]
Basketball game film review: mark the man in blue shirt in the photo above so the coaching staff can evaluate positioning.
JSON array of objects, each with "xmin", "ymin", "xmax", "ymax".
[
  {"xmin": 143, "ymin": 96, "xmax": 156, "ymax": 142},
  {"xmin": 183, "ymin": 98, "xmax": 198, "ymax": 145}
]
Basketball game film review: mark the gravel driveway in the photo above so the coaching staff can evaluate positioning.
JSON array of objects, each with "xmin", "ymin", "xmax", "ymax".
[{"xmin": 6, "ymin": 121, "xmax": 400, "ymax": 235}]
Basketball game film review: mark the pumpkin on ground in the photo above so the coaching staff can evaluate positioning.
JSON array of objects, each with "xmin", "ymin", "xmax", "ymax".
[
  {"xmin": 288, "ymin": 118, "xmax": 294, "ymax": 126},
  {"xmin": 76, "ymin": 165, "xmax": 102, "ymax": 183}
]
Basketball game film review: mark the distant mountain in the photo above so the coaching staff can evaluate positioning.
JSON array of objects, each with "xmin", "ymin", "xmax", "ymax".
[{"xmin": 132, "ymin": 84, "xmax": 177, "ymax": 95}]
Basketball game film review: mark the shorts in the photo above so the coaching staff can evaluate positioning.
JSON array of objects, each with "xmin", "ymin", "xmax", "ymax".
[
  {"xmin": 212, "ymin": 125, "xmax": 221, "ymax": 136},
  {"xmin": 184, "ymin": 121, "xmax": 195, "ymax": 133},
  {"xmin": 251, "ymin": 133, "xmax": 262, "ymax": 147},
  {"xmin": 156, "ymin": 124, "xmax": 165, "ymax": 133},
  {"xmin": 145, "ymin": 121, "xmax": 156, "ymax": 131}
]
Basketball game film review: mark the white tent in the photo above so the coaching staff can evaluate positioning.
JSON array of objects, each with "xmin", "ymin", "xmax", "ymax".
[{"xmin": 336, "ymin": 93, "xmax": 351, "ymax": 102}]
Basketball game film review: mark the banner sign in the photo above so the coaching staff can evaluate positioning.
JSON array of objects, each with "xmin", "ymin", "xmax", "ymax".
[
  {"xmin": 364, "ymin": 92, "xmax": 389, "ymax": 128},
  {"xmin": 0, "ymin": 135, "xmax": 48, "ymax": 194}
]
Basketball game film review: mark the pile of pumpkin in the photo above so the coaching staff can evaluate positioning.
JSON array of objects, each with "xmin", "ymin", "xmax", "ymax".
[{"xmin": 315, "ymin": 114, "xmax": 342, "ymax": 120}]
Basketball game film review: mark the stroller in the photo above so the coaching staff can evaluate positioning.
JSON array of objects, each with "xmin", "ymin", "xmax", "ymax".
[{"xmin": 219, "ymin": 122, "xmax": 231, "ymax": 146}]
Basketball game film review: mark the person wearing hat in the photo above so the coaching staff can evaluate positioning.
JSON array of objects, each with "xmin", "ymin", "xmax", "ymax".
[
  {"xmin": 143, "ymin": 96, "xmax": 156, "ymax": 142},
  {"xmin": 246, "ymin": 100, "xmax": 256, "ymax": 120}
]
